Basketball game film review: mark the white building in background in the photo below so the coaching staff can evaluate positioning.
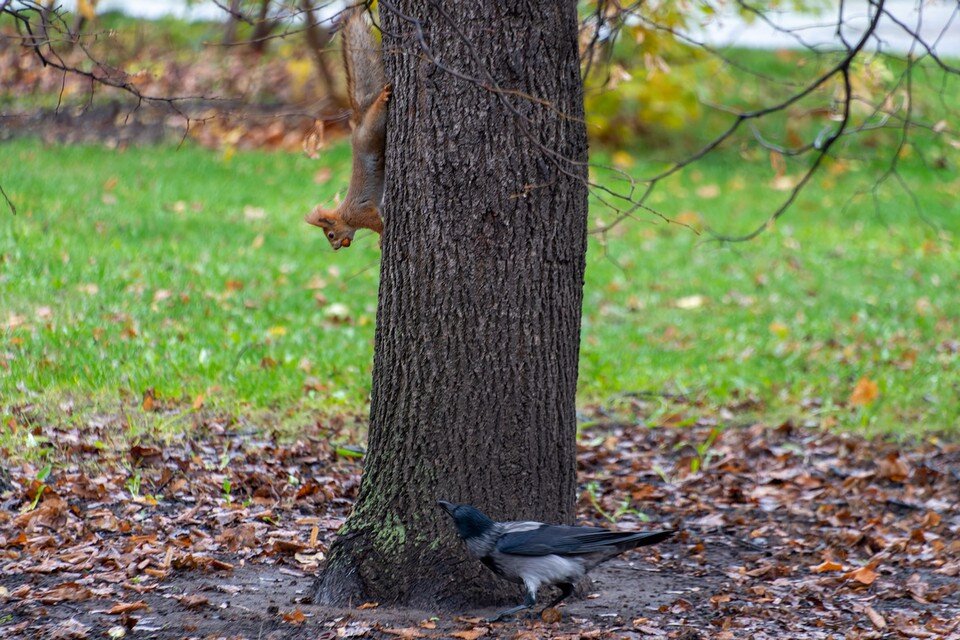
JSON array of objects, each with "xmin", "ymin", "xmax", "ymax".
[{"xmin": 46, "ymin": 0, "xmax": 960, "ymax": 56}]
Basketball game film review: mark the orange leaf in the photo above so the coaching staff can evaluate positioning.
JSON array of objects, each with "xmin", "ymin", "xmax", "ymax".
[
  {"xmin": 281, "ymin": 609, "xmax": 306, "ymax": 625},
  {"xmin": 812, "ymin": 560, "xmax": 844, "ymax": 573},
  {"xmin": 845, "ymin": 565, "xmax": 878, "ymax": 585},
  {"xmin": 452, "ymin": 628, "xmax": 488, "ymax": 640},
  {"xmin": 141, "ymin": 388, "xmax": 156, "ymax": 412},
  {"xmin": 849, "ymin": 377, "xmax": 879, "ymax": 406},
  {"xmin": 540, "ymin": 607, "xmax": 562, "ymax": 624}
]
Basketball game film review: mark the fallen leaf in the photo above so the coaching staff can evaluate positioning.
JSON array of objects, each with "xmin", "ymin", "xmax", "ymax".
[
  {"xmin": 39, "ymin": 582, "xmax": 92, "ymax": 604},
  {"xmin": 452, "ymin": 628, "xmax": 488, "ymax": 640},
  {"xmin": 141, "ymin": 388, "xmax": 157, "ymax": 412},
  {"xmin": 877, "ymin": 451, "xmax": 911, "ymax": 482},
  {"xmin": 382, "ymin": 628, "xmax": 424, "ymax": 639},
  {"xmin": 695, "ymin": 184, "xmax": 720, "ymax": 199},
  {"xmin": 281, "ymin": 608, "xmax": 306, "ymax": 625},
  {"xmin": 339, "ymin": 621, "xmax": 373, "ymax": 637},
  {"xmin": 174, "ymin": 594, "xmax": 209, "ymax": 610},
  {"xmin": 107, "ymin": 601, "xmax": 148, "ymax": 615},
  {"xmin": 845, "ymin": 564, "xmax": 878, "ymax": 585},
  {"xmin": 864, "ymin": 606, "xmax": 886, "ymax": 629},
  {"xmin": 849, "ymin": 377, "xmax": 879, "ymax": 406},
  {"xmin": 674, "ymin": 295, "xmax": 706, "ymax": 310},
  {"xmin": 49, "ymin": 618, "xmax": 90, "ymax": 639},
  {"xmin": 812, "ymin": 560, "xmax": 844, "ymax": 573},
  {"xmin": 540, "ymin": 607, "xmax": 562, "ymax": 623}
]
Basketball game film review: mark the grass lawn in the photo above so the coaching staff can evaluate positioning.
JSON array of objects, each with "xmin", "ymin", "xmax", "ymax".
[{"xmin": 2, "ymin": 128, "xmax": 958, "ymax": 452}]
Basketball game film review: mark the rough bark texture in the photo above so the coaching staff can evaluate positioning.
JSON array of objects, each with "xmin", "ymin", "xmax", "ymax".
[{"xmin": 315, "ymin": 0, "xmax": 588, "ymax": 608}]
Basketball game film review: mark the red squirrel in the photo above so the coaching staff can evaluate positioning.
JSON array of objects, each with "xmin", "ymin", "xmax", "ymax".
[{"xmin": 305, "ymin": 9, "xmax": 389, "ymax": 250}]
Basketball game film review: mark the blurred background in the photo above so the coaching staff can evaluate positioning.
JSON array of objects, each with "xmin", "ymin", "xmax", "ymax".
[{"xmin": 2, "ymin": 1, "xmax": 959, "ymax": 448}]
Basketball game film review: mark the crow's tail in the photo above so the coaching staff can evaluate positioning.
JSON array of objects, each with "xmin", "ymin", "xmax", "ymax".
[
  {"xmin": 613, "ymin": 529, "xmax": 674, "ymax": 550},
  {"xmin": 569, "ymin": 528, "xmax": 674, "ymax": 554}
]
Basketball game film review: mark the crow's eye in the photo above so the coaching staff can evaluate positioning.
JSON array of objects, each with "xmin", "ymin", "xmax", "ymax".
[{"xmin": 327, "ymin": 232, "xmax": 335, "ymax": 239}]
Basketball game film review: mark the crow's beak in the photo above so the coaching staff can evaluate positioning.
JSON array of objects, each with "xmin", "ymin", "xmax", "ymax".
[{"xmin": 437, "ymin": 500, "xmax": 456, "ymax": 516}]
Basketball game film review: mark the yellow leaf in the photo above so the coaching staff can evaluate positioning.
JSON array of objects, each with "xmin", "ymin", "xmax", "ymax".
[
  {"xmin": 611, "ymin": 150, "xmax": 634, "ymax": 169},
  {"xmin": 285, "ymin": 58, "xmax": 313, "ymax": 98},
  {"xmin": 768, "ymin": 321, "xmax": 789, "ymax": 338},
  {"xmin": 268, "ymin": 326, "xmax": 287, "ymax": 337},
  {"xmin": 849, "ymin": 377, "xmax": 879, "ymax": 406},
  {"xmin": 78, "ymin": 0, "xmax": 97, "ymax": 21}
]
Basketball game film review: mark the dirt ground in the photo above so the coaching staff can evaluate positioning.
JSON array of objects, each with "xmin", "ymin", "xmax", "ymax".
[
  {"xmin": 2, "ymin": 409, "xmax": 959, "ymax": 639},
  {"xmin": 3, "ymin": 534, "xmax": 956, "ymax": 639}
]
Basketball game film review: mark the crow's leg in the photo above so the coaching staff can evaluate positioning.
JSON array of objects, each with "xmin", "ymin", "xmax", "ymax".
[
  {"xmin": 542, "ymin": 582, "xmax": 575, "ymax": 611},
  {"xmin": 486, "ymin": 589, "xmax": 537, "ymax": 623}
]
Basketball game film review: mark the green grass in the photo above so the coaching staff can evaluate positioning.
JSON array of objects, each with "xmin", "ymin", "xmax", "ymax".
[{"xmin": 1, "ymin": 131, "xmax": 958, "ymax": 445}]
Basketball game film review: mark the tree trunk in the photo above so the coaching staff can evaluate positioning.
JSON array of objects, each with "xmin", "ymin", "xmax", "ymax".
[
  {"xmin": 315, "ymin": 0, "xmax": 588, "ymax": 608},
  {"xmin": 300, "ymin": 0, "xmax": 342, "ymax": 106},
  {"xmin": 221, "ymin": 0, "xmax": 242, "ymax": 46},
  {"xmin": 249, "ymin": 0, "xmax": 276, "ymax": 54}
]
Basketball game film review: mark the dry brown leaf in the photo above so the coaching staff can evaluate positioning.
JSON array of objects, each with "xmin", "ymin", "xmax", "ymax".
[
  {"xmin": 540, "ymin": 607, "xmax": 562, "ymax": 623},
  {"xmin": 451, "ymin": 628, "xmax": 488, "ymax": 640},
  {"xmin": 107, "ymin": 601, "xmax": 148, "ymax": 615},
  {"xmin": 382, "ymin": 628, "xmax": 425, "ymax": 639},
  {"xmin": 175, "ymin": 594, "xmax": 209, "ymax": 610},
  {"xmin": 49, "ymin": 618, "xmax": 90, "ymax": 640},
  {"xmin": 864, "ymin": 606, "xmax": 886, "ymax": 629},
  {"xmin": 877, "ymin": 451, "xmax": 911, "ymax": 482},
  {"xmin": 39, "ymin": 583, "xmax": 93, "ymax": 604}
]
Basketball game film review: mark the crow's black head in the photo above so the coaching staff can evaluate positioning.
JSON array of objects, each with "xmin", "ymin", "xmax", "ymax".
[{"xmin": 438, "ymin": 501, "xmax": 494, "ymax": 541}]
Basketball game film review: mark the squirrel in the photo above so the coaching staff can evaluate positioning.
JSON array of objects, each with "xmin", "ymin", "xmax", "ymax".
[{"xmin": 304, "ymin": 8, "xmax": 390, "ymax": 250}]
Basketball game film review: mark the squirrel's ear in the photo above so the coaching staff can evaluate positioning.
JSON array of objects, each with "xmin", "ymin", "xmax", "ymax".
[{"xmin": 305, "ymin": 207, "xmax": 336, "ymax": 228}]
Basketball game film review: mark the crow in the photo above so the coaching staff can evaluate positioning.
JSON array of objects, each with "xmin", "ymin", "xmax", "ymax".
[{"xmin": 438, "ymin": 500, "xmax": 673, "ymax": 622}]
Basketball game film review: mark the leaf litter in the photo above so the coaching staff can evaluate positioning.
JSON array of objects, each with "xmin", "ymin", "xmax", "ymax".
[{"xmin": 1, "ymin": 402, "xmax": 958, "ymax": 639}]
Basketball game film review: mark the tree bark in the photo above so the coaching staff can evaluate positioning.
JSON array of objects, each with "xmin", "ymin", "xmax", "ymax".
[
  {"xmin": 221, "ymin": 0, "xmax": 242, "ymax": 46},
  {"xmin": 249, "ymin": 0, "xmax": 276, "ymax": 54},
  {"xmin": 315, "ymin": 0, "xmax": 588, "ymax": 608}
]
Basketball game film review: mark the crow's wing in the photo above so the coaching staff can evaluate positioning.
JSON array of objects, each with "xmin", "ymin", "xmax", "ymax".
[{"xmin": 496, "ymin": 524, "xmax": 672, "ymax": 556}]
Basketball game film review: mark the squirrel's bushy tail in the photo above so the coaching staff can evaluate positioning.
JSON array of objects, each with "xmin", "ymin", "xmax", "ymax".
[{"xmin": 341, "ymin": 9, "xmax": 387, "ymax": 121}]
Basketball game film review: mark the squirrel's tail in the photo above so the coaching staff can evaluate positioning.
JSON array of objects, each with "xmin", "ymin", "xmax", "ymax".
[{"xmin": 341, "ymin": 8, "xmax": 387, "ymax": 121}]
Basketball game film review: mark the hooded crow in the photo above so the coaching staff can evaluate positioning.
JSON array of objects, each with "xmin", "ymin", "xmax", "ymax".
[{"xmin": 438, "ymin": 500, "xmax": 673, "ymax": 622}]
